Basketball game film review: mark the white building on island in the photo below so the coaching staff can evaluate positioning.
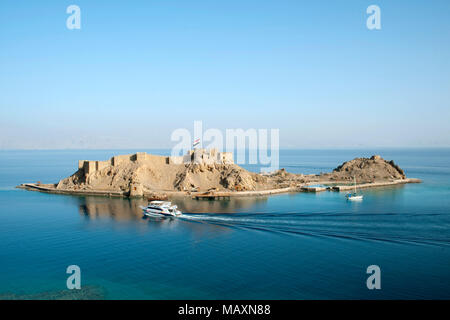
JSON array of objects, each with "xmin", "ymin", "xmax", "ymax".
[{"xmin": 169, "ymin": 148, "xmax": 234, "ymax": 165}]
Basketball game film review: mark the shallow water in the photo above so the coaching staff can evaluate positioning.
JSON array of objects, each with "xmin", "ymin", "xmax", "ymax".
[{"xmin": 0, "ymin": 149, "xmax": 449, "ymax": 299}]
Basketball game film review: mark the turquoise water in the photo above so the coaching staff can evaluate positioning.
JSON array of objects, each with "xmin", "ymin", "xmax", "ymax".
[{"xmin": 0, "ymin": 149, "xmax": 450, "ymax": 299}]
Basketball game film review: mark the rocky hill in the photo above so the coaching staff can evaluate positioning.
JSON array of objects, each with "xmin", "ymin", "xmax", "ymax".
[{"xmin": 327, "ymin": 155, "xmax": 406, "ymax": 182}]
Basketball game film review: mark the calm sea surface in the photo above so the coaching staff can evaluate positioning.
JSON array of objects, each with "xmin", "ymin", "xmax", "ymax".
[{"xmin": 0, "ymin": 149, "xmax": 449, "ymax": 299}]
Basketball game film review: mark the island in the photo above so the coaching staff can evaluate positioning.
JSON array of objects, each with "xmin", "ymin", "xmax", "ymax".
[{"xmin": 17, "ymin": 149, "xmax": 421, "ymax": 199}]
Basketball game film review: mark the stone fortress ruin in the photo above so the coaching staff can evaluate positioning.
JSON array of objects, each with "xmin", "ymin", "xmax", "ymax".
[
  {"xmin": 70, "ymin": 148, "xmax": 238, "ymax": 197},
  {"xmin": 78, "ymin": 148, "xmax": 234, "ymax": 177}
]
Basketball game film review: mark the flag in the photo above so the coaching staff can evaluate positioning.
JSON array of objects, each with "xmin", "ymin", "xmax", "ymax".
[{"xmin": 193, "ymin": 138, "xmax": 200, "ymax": 148}]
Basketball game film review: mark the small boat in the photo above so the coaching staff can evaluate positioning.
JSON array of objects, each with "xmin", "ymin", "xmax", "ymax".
[
  {"xmin": 347, "ymin": 193, "xmax": 363, "ymax": 201},
  {"xmin": 347, "ymin": 176, "xmax": 363, "ymax": 201},
  {"xmin": 141, "ymin": 201, "xmax": 182, "ymax": 217}
]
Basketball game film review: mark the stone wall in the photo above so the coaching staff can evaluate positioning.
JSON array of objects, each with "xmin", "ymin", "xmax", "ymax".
[
  {"xmin": 168, "ymin": 149, "xmax": 234, "ymax": 165},
  {"xmin": 82, "ymin": 161, "xmax": 96, "ymax": 174},
  {"xmin": 112, "ymin": 155, "xmax": 130, "ymax": 166},
  {"xmin": 218, "ymin": 152, "xmax": 233, "ymax": 164},
  {"xmin": 96, "ymin": 160, "xmax": 109, "ymax": 171},
  {"xmin": 78, "ymin": 150, "xmax": 234, "ymax": 177},
  {"xmin": 145, "ymin": 154, "xmax": 168, "ymax": 166}
]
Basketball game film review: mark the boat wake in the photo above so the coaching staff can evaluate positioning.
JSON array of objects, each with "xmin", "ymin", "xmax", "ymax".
[
  {"xmin": 178, "ymin": 212, "xmax": 290, "ymax": 225},
  {"xmin": 176, "ymin": 212, "xmax": 450, "ymax": 248}
]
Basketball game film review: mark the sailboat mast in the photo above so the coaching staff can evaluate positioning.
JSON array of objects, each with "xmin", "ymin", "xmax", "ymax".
[{"xmin": 354, "ymin": 176, "xmax": 356, "ymax": 193}]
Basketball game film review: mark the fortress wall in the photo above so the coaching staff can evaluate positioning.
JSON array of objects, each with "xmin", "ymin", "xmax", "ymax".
[
  {"xmin": 181, "ymin": 149, "xmax": 234, "ymax": 165},
  {"xmin": 144, "ymin": 154, "xmax": 167, "ymax": 166},
  {"xmin": 219, "ymin": 152, "xmax": 234, "ymax": 164},
  {"xmin": 112, "ymin": 155, "xmax": 130, "ymax": 166},
  {"xmin": 209, "ymin": 148, "xmax": 218, "ymax": 157},
  {"xmin": 169, "ymin": 153, "xmax": 192, "ymax": 164},
  {"xmin": 168, "ymin": 156, "xmax": 184, "ymax": 164},
  {"xmin": 129, "ymin": 182, "xmax": 144, "ymax": 197},
  {"xmin": 79, "ymin": 150, "xmax": 229, "ymax": 173},
  {"xmin": 202, "ymin": 154, "xmax": 215, "ymax": 165},
  {"xmin": 96, "ymin": 161, "xmax": 109, "ymax": 171},
  {"xmin": 135, "ymin": 152, "xmax": 146, "ymax": 162},
  {"xmin": 83, "ymin": 161, "xmax": 97, "ymax": 174},
  {"xmin": 111, "ymin": 153, "xmax": 168, "ymax": 166},
  {"xmin": 78, "ymin": 160, "xmax": 109, "ymax": 174},
  {"xmin": 183, "ymin": 153, "xmax": 192, "ymax": 163},
  {"xmin": 78, "ymin": 160, "xmax": 85, "ymax": 170},
  {"xmin": 193, "ymin": 150, "xmax": 203, "ymax": 164}
]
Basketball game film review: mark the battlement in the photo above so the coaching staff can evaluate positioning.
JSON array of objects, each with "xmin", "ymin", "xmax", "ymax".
[
  {"xmin": 78, "ymin": 149, "xmax": 234, "ymax": 178},
  {"xmin": 168, "ymin": 148, "xmax": 234, "ymax": 165},
  {"xmin": 78, "ymin": 160, "xmax": 109, "ymax": 174}
]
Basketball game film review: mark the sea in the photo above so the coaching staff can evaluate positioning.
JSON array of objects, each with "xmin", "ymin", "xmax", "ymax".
[{"xmin": 0, "ymin": 149, "xmax": 449, "ymax": 299}]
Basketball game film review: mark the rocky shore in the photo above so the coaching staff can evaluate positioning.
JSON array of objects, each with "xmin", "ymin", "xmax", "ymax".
[{"xmin": 17, "ymin": 151, "xmax": 421, "ymax": 199}]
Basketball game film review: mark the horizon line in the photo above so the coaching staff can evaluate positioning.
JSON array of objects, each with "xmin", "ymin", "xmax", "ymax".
[{"xmin": 1, "ymin": 146, "xmax": 450, "ymax": 151}]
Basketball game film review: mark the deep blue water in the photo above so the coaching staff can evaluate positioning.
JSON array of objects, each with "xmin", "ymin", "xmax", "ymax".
[{"xmin": 0, "ymin": 149, "xmax": 450, "ymax": 299}]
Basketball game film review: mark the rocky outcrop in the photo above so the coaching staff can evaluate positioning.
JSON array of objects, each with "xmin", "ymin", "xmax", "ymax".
[
  {"xmin": 330, "ymin": 155, "xmax": 406, "ymax": 182},
  {"xmin": 172, "ymin": 163, "xmax": 263, "ymax": 191}
]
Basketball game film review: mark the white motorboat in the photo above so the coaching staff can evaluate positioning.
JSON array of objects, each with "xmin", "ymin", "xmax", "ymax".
[
  {"xmin": 346, "ymin": 176, "xmax": 364, "ymax": 201},
  {"xmin": 141, "ymin": 201, "xmax": 182, "ymax": 217}
]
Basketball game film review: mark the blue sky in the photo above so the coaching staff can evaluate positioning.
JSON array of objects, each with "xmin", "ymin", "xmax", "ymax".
[{"xmin": 0, "ymin": 0, "xmax": 449, "ymax": 149}]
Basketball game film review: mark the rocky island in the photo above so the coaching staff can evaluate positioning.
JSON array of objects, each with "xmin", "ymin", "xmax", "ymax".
[{"xmin": 18, "ymin": 149, "xmax": 421, "ymax": 198}]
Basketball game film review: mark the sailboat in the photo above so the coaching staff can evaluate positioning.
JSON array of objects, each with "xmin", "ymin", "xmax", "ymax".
[{"xmin": 346, "ymin": 176, "xmax": 363, "ymax": 201}]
